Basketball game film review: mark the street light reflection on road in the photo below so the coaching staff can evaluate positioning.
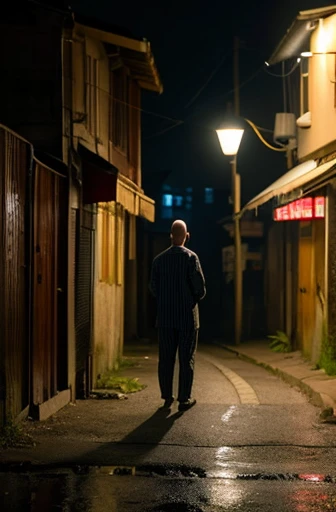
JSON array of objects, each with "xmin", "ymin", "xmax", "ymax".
[{"xmin": 210, "ymin": 479, "xmax": 245, "ymax": 508}]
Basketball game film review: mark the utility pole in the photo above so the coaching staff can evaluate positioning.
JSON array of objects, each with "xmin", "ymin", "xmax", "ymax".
[{"xmin": 232, "ymin": 35, "xmax": 242, "ymax": 345}]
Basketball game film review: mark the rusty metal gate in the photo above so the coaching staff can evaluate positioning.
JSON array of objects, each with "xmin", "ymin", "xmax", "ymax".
[{"xmin": 0, "ymin": 128, "xmax": 30, "ymax": 424}]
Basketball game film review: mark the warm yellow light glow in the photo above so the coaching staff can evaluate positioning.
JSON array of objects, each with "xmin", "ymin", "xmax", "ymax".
[
  {"xmin": 315, "ymin": 18, "xmax": 334, "ymax": 54},
  {"xmin": 216, "ymin": 128, "xmax": 244, "ymax": 156},
  {"xmin": 301, "ymin": 51, "xmax": 313, "ymax": 57}
]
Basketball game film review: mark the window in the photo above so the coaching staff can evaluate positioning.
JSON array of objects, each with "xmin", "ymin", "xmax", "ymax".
[
  {"xmin": 162, "ymin": 194, "xmax": 173, "ymax": 207},
  {"xmin": 204, "ymin": 187, "xmax": 214, "ymax": 204},
  {"xmin": 110, "ymin": 67, "xmax": 128, "ymax": 153},
  {"xmin": 300, "ymin": 58, "xmax": 309, "ymax": 115},
  {"xmin": 99, "ymin": 203, "xmax": 123, "ymax": 286},
  {"xmin": 86, "ymin": 55, "xmax": 99, "ymax": 136},
  {"xmin": 128, "ymin": 80, "xmax": 140, "ymax": 182},
  {"xmin": 161, "ymin": 194, "xmax": 173, "ymax": 219},
  {"xmin": 174, "ymin": 195, "xmax": 183, "ymax": 207}
]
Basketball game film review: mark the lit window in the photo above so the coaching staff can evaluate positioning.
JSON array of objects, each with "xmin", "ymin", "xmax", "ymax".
[
  {"xmin": 162, "ymin": 194, "xmax": 173, "ymax": 207},
  {"xmin": 186, "ymin": 187, "xmax": 193, "ymax": 193},
  {"xmin": 174, "ymin": 195, "xmax": 183, "ymax": 207},
  {"xmin": 185, "ymin": 195, "xmax": 192, "ymax": 203},
  {"xmin": 205, "ymin": 187, "xmax": 214, "ymax": 204},
  {"xmin": 162, "ymin": 184, "xmax": 172, "ymax": 191}
]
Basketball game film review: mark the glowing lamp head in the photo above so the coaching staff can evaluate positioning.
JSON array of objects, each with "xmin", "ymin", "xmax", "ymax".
[{"xmin": 216, "ymin": 128, "xmax": 244, "ymax": 156}]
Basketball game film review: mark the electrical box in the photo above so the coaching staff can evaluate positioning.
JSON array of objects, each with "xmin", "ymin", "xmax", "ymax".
[{"xmin": 273, "ymin": 113, "xmax": 296, "ymax": 144}]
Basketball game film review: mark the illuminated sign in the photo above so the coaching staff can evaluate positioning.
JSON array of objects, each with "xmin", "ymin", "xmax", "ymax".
[{"xmin": 273, "ymin": 197, "xmax": 325, "ymax": 221}]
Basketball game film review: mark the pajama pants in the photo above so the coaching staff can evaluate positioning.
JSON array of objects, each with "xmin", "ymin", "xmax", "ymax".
[{"xmin": 158, "ymin": 326, "xmax": 198, "ymax": 403}]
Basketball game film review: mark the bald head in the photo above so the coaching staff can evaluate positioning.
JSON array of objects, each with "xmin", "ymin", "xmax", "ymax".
[{"xmin": 170, "ymin": 220, "xmax": 189, "ymax": 246}]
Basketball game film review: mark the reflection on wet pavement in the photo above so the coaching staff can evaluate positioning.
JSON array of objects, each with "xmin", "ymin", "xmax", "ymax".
[{"xmin": 1, "ymin": 467, "xmax": 336, "ymax": 511}]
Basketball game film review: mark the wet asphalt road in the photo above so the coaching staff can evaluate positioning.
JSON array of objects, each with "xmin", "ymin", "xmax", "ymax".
[
  {"xmin": 1, "ymin": 343, "xmax": 336, "ymax": 511},
  {"xmin": 1, "ymin": 468, "xmax": 336, "ymax": 511}
]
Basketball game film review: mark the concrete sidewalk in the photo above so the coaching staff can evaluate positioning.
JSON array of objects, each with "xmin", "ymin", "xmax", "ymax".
[{"xmin": 218, "ymin": 340, "xmax": 336, "ymax": 413}]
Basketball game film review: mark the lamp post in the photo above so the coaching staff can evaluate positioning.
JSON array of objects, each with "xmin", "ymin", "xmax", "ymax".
[{"xmin": 216, "ymin": 127, "xmax": 244, "ymax": 345}]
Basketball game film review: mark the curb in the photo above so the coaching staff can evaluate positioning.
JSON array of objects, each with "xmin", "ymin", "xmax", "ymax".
[{"xmin": 219, "ymin": 344, "xmax": 330, "ymax": 411}]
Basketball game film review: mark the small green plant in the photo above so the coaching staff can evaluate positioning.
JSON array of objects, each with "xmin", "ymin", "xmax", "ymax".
[
  {"xmin": 96, "ymin": 373, "xmax": 145, "ymax": 393},
  {"xmin": 318, "ymin": 323, "xmax": 336, "ymax": 376},
  {"xmin": 0, "ymin": 419, "xmax": 26, "ymax": 449},
  {"xmin": 268, "ymin": 330, "xmax": 292, "ymax": 353}
]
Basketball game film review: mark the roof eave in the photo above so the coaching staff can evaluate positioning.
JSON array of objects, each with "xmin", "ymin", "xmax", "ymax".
[
  {"xmin": 267, "ymin": 5, "xmax": 336, "ymax": 66},
  {"xmin": 75, "ymin": 22, "xmax": 163, "ymax": 94}
]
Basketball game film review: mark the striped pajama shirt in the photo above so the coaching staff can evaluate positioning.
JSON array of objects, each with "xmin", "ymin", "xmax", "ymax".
[{"xmin": 149, "ymin": 245, "xmax": 206, "ymax": 402}]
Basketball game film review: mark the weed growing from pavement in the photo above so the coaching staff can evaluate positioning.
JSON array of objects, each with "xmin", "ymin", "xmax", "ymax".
[
  {"xmin": 317, "ymin": 322, "xmax": 336, "ymax": 376},
  {"xmin": 96, "ymin": 374, "xmax": 146, "ymax": 393},
  {"xmin": 95, "ymin": 356, "xmax": 146, "ymax": 393},
  {"xmin": 268, "ymin": 330, "xmax": 292, "ymax": 353},
  {"xmin": 0, "ymin": 418, "xmax": 33, "ymax": 449}
]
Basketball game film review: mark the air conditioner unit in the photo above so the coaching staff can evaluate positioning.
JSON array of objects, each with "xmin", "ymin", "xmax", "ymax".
[{"xmin": 273, "ymin": 113, "xmax": 297, "ymax": 145}]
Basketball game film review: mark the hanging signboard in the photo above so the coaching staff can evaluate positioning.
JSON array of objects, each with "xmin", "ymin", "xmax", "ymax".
[{"xmin": 273, "ymin": 196, "xmax": 325, "ymax": 221}]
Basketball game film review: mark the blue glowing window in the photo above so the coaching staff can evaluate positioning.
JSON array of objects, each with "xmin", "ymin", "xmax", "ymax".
[
  {"xmin": 174, "ymin": 195, "xmax": 183, "ymax": 207},
  {"xmin": 162, "ymin": 194, "xmax": 173, "ymax": 207},
  {"xmin": 205, "ymin": 187, "xmax": 214, "ymax": 204}
]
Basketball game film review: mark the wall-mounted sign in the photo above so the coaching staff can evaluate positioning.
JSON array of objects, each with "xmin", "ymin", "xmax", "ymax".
[
  {"xmin": 273, "ymin": 197, "xmax": 325, "ymax": 221},
  {"xmin": 223, "ymin": 220, "xmax": 263, "ymax": 238}
]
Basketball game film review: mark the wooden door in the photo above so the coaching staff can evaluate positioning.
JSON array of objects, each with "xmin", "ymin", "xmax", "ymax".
[
  {"xmin": 297, "ymin": 222, "xmax": 315, "ymax": 357},
  {"xmin": 32, "ymin": 163, "xmax": 59, "ymax": 405}
]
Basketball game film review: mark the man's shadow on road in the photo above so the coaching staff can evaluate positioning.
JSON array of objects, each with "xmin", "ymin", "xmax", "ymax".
[
  {"xmin": 119, "ymin": 407, "xmax": 182, "ymax": 446},
  {"xmin": 71, "ymin": 407, "xmax": 185, "ymax": 466}
]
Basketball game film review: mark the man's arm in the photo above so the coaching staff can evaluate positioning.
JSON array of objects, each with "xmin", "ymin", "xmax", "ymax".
[
  {"xmin": 149, "ymin": 258, "xmax": 158, "ymax": 298},
  {"xmin": 188, "ymin": 254, "xmax": 206, "ymax": 301}
]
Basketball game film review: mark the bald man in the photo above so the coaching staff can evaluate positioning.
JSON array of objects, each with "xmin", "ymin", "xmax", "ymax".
[{"xmin": 149, "ymin": 220, "xmax": 206, "ymax": 411}]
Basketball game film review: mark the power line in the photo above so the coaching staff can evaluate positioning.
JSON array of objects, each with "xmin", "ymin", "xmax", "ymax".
[
  {"xmin": 184, "ymin": 51, "xmax": 230, "ymax": 109},
  {"xmin": 219, "ymin": 65, "xmax": 263, "ymax": 100},
  {"xmin": 263, "ymin": 60, "xmax": 300, "ymax": 78},
  {"xmin": 144, "ymin": 120, "xmax": 184, "ymax": 140}
]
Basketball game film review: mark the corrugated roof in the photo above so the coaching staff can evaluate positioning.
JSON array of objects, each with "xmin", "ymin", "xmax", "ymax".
[{"xmin": 267, "ymin": 6, "xmax": 336, "ymax": 65}]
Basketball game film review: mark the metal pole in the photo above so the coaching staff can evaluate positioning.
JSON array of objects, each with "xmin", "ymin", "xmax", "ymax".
[
  {"xmin": 231, "ymin": 156, "xmax": 242, "ymax": 345},
  {"xmin": 233, "ymin": 36, "xmax": 240, "ymax": 117}
]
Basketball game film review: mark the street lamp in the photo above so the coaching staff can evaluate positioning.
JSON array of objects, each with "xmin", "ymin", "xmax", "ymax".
[{"xmin": 216, "ymin": 123, "xmax": 244, "ymax": 345}]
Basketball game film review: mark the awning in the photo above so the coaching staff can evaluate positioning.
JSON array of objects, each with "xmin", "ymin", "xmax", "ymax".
[
  {"xmin": 267, "ymin": 6, "xmax": 336, "ymax": 65},
  {"xmin": 80, "ymin": 144, "xmax": 118, "ymax": 204},
  {"xmin": 80, "ymin": 144, "xmax": 155, "ymax": 221},
  {"xmin": 242, "ymin": 158, "xmax": 336, "ymax": 213},
  {"xmin": 117, "ymin": 176, "xmax": 155, "ymax": 222}
]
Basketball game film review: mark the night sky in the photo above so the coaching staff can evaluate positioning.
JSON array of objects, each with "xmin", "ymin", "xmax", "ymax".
[{"xmin": 70, "ymin": 0, "xmax": 335, "ymax": 204}]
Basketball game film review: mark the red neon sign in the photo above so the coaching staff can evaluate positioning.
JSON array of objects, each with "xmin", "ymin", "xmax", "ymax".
[{"xmin": 273, "ymin": 197, "xmax": 325, "ymax": 221}]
